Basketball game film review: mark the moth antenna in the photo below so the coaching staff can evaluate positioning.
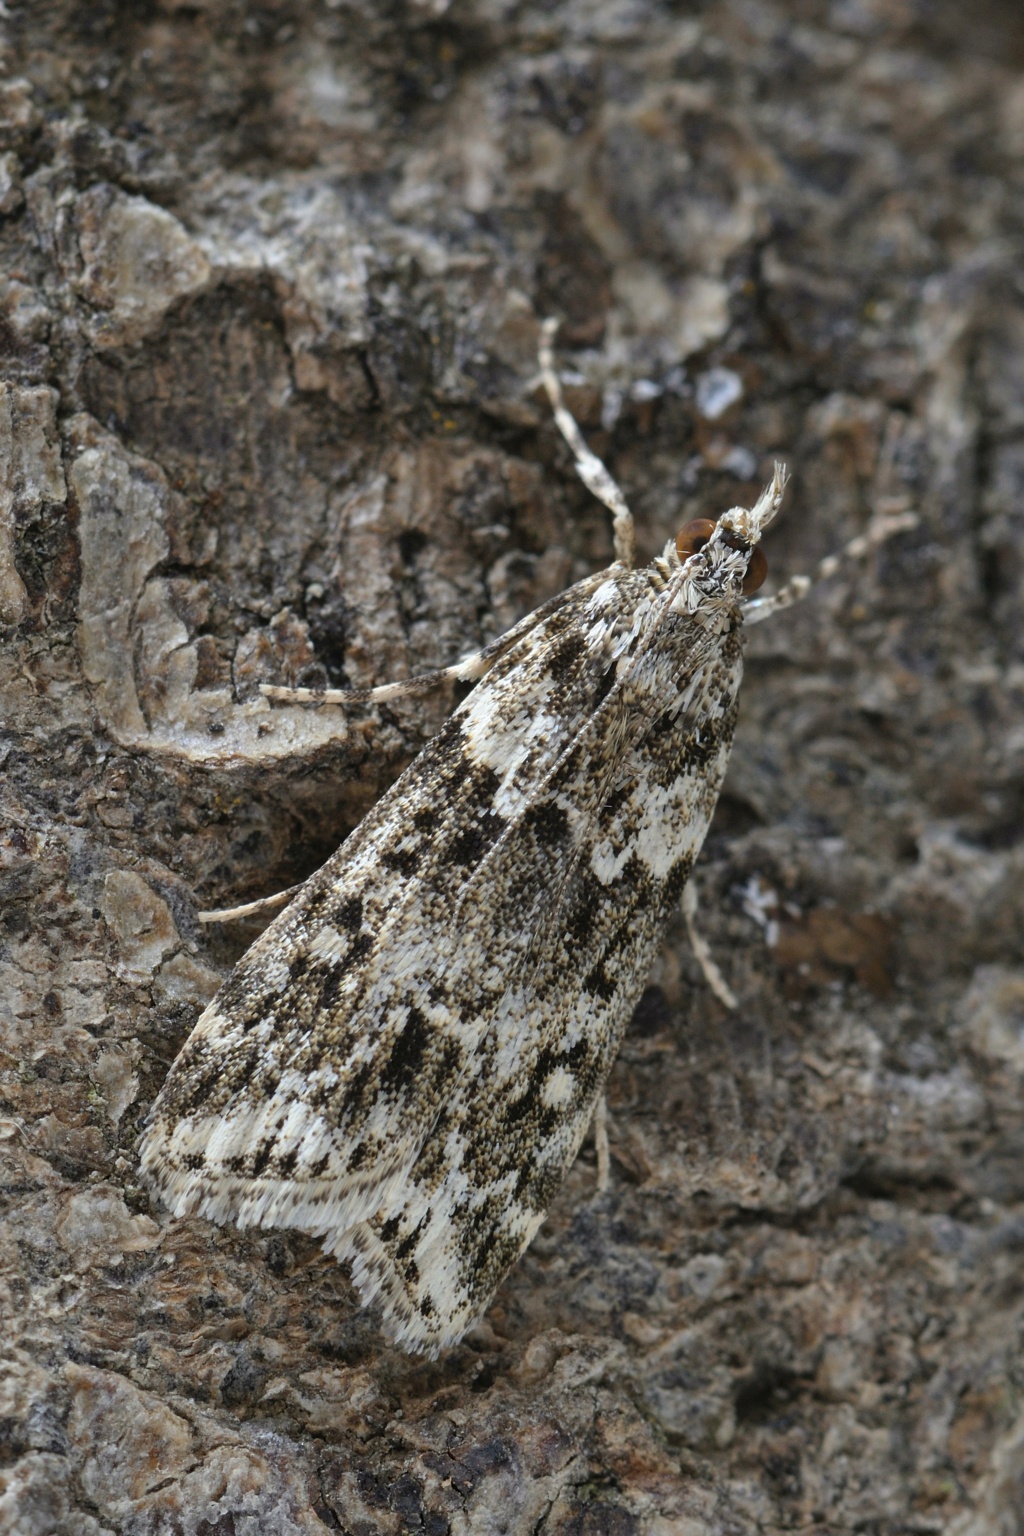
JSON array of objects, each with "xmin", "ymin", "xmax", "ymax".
[
  {"xmin": 260, "ymin": 650, "xmax": 493, "ymax": 707},
  {"xmin": 197, "ymin": 885, "xmax": 302, "ymax": 924},
  {"xmin": 261, "ymin": 573, "xmax": 600, "ymax": 708},
  {"xmin": 538, "ymin": 316, "xmax": 636, "ymax": 568},
  {"xmin": 743, "ymin": 504, "xmax": 918, "ymax": 626}
]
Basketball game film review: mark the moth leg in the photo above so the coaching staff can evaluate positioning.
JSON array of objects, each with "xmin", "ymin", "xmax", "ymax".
[
  {"xmin": 682, "ymin": 880, "xmax": 738, "ymax": 1010},
  {"xmin": 743, "ymin": 507, "xmax": 918, "ymax": 626},
  {"xmin": 539, "ymin": 317, "xmax": 636, "ymax": 569},
  {"xmin": 592, "ymin": 1092, "xmax": 611, "ymax": 1194},
  {"xmin": 260, "ymin": 649, "xmax": 494, "ymax": 707},
  {"xmin": 198, "ymin": 883, "xmax": 303, "ymax": 924},
  {"xmin": 260, "ymin": 572, "xmax": 599, "ymax": 708}
]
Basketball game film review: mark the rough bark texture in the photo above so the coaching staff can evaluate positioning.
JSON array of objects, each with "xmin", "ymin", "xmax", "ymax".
[{"xmin": 3, "ymin": 2, "xmax": 1024, "ymax": 1532}]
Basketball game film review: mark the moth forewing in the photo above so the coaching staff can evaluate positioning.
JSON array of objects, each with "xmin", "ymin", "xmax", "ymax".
[{"xmin": 140, "ymin": 363, "xmax": 789, "ymax": 1352}]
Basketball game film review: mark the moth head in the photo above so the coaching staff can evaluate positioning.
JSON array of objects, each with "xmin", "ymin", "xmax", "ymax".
[
  {"xmin": 672, "ymin": 463, "xmax": 787, "ymax": 600},
  {"xmin": 675, "ymin": 518, "xmax": 767, "ymax": 595}
]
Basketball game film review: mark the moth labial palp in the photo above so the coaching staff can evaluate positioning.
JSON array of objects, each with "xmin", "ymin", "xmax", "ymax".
[{"xmin": 139, "ymin": 320, "xmax": 917, "ymax": 1357}]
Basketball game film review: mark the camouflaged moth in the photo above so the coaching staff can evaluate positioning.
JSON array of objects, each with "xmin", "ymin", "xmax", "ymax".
[{"xmin": 140, "ymin": 324, "xmax": 912, "ymax": 1354}]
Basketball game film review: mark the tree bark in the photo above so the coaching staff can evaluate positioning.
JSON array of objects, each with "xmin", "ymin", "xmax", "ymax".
[{"xmin": 3, "ymin": 2, "xmax": 1024, "ymax": 1531}]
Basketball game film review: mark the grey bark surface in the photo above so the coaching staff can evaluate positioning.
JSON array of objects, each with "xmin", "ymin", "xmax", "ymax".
[{"xmin": 2, "ymin": 1, "xmax": 1024, "ymax": 1532}]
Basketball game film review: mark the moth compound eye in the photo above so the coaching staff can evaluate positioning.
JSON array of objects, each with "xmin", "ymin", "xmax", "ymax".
[
  {"xmin": 675, "ymin": 519, "xmax": 717, "ymax": 559},
  {"xmin": 741, "ymin": 545, "xmax": 768, "ymax": 595}
]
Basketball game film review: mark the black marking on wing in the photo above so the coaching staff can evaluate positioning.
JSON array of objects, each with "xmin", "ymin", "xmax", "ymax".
[
  {"xmin": 564, "ymin": 874, "xmax": 601, "ymax": 942},
  {"xmin": 663, "ymin": 852, "xmax": 697, "ymax": 905},
  {"xmin": 315, "ymin": 932, "xmax": 374, "ymax": 1010},
  {"xmin": 395, "ymin": 1224, "xmax": 422, "ymax": 1261},
  {"xmin": 336, "ymin": 896, "xmax": 363, "ymax": 932},
  {"xmin": 444, "ymin": 808, "xmax": 507, "ymax": 869},
  {"xmin": 593, "ymin": 661, "xmax": 618, "ymax": 709},
  {"xmin": 547, "ymin": 631, "xmax": 586, "ymax": 682},
  {"xmin": 383, "ymin": 846, "xmax": 421, "ymax": 876},
  {"xmin": 524, "ymin": 800, "xmax": 571, "ymax": 848},
  {"xmin": 379, "ymin": 1007, "xmax": 432, "ymax": 1093},
  {"xmin": 584, "ymin": 960, "xmax": 617, "ymax": 1001}
]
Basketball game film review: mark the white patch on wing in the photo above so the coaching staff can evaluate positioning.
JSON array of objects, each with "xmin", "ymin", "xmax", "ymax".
[
  {"xmin": 308, "ymin": 925, "xmax": 348, "ymax": 962},
  {"xmin": 257, "ymin": 957, "xmax": 292, "ymax": 993},
  {"xmin": 377, "ymin": 934, "xmax": 447, "ymax": 986},
  {"xmin": 630, "ymin": 775, "xmax": 708, "ymax": 878},
  {"xmin": 541, "ymin": 1065, "xmax": 576, "ymax": 1107},
  {"xmin": 585, "ymin": 578, "xmax": 621, "ymax": 614},
  {"xmin": 462, "ymin": 691, "xmax": 563, "ymax": 818},
  {"xmin": 188, "ymin": 1008, "xmax": 231, "ymax": 1044}
]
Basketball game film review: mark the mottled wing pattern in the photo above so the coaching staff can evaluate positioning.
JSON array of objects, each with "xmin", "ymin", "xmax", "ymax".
[
  {"xmin": 141, "ymin": 562, "xmax": 745, "ymax": 1352},
  {"xmin": 341, "ymin": 612, "xmax": 743, "ymax": 1349},
  {"xmin": 141, "ymin": 571, "xmax": 624, "ymax": 1222}
]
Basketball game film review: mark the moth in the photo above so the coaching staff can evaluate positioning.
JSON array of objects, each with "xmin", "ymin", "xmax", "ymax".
[{"xmin": 140, "ymin": 324, "xmax": 911, "ymax": 1354}]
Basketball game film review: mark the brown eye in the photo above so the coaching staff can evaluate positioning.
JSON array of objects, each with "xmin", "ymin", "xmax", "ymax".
[
  {"xmin": 675, "ymin": 518, "xmax": 717, "ymax": 559},
  {"xmin": 742, "ymin": 545, "xmax": 768, "ymax": 595}
]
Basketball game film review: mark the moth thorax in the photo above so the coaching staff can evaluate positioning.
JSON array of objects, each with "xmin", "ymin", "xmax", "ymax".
[{"xmin": 675, "ymin": 519, "xmax": 768, "ymax": 596}]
